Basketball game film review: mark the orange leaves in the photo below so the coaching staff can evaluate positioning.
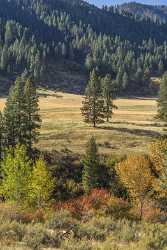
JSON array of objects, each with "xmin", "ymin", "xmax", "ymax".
[{"xmin": 54, "ymin": 189, "xmax": 110, "ymax": 217}]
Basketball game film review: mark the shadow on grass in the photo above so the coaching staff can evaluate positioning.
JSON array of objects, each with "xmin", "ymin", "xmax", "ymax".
[
  {"xmin": 99, "ymin": 126, "xmax": 161, "ymax": 138},
  {"xmin": 38, "ymin": 92, "xmax": 63, "ymax": 98},
  {"xmin": 111, "ymin": 121, "xmax": 165, "ymax": 128},
  {"xmin": 118, "ymin": 96, "xmax": 157, "ymax": 100}
]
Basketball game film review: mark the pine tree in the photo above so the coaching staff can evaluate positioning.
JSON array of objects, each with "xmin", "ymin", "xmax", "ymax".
[
  {"xmin": 122, "ymin": 72, "xmax": 129, "ymax": 90},
  {"xmin": 102, "ymin": 74, "xmax": 117, "ymax": 122},
  {"xmin": 0, "ymin": 46, "xmax": 8, "ymax": 71},
  {"xmin": 0, "ymin": 145, "xmax": 32, "ymax": 204},
  {"xmin": 3, "ymin": 77, "xmax": 41, "ymax": 153},
  {"xmin": 158, "ymin": 60, "xmax": 164, "ymax": 75},
  {"xmin": 3, "ymin": 78, "xmax": 26, "ymax": 148},
  {"xmin": 135, "ymin": 67, "xmax": 143, "ymax": 83},
  {"xmin": 81, "ymin": 70, "xmax": 105, "ymax": 127},
  {"xmin": 115, "ymin": 67, "xmax": 123, "ymax": 90},
  {"xmin": 24, "ymin": 78, "xmax": 41, "ymax": 154},
  {"xmin": 28, "ymin": 159, "xmax": 54, "ymax": 208},
  {"xmin": 82, "ymin": 137, "xmax": 100, "ymax": 193},
  {"xmin": 157, "ymin": 72, "xmax": 167, "ymax": 122},
  {"xmin": 5, "ymin": 22, "xmax": 13, "ymax": 45}
]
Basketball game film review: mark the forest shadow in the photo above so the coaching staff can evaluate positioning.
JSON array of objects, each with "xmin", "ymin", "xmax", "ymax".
[
  {"xmin": 119, "ymin": 96, "xmax": 157, "ymax": 100},
  {"xmin": 110, "ymin": 121, "xmax": 165, "ymax": 128},
  {"xmin": 99, "ymin": 126, "xmax": 161, "ymax": 138},
  {"xmin": 38, "ymin": 92, "xmax": 63, "ymax": 98}
]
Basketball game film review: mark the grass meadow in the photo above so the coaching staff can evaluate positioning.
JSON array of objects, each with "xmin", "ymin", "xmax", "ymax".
[
  {"xmin": 1, "ymin": 91, "xmax": 167, "ymax": 250},
  {"xmin": 0, "ymin": 90, "xmax": 165, "ymax": 155}
]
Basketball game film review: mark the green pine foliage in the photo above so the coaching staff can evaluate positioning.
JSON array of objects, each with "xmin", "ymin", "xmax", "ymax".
[
  {"xmin": 82, "ymin": 137, "xmax": 100, "ymax": 193},
  {"xmin": 81, "ymin": 70, "xmax": 105, "ymax": 127},
  {"xmin": 24, "ymin": 78, "xmax": 41, "ymax": 153},
  {"xmin": 157, "ymin": 72, "xmax": 167, "ymax": 122},
  {"xmin": 102, "ymin": 74, "xmax": 117, "ymax": 122},
  {"xmin": 114, "ymin": 2, "xmax": 167, "ymax": 24},
  {"xmin": 0, "ymin": 0, "xmax": 167, "ymax": 94},
  {"xmin": 3, "ymin": 77, "xmax": 41, "ymax": 153},
  {"xmin": 3, "ymin": 77, "xmax": 25, "ymax": 148}
]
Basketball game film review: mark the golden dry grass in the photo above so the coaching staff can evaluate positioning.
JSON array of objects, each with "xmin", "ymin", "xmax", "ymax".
[{"xmin": 0, "ymin": 90, "xmax": 165, "ymax": 155}]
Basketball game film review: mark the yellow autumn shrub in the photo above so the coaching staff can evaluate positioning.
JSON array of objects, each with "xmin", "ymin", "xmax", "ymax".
[
  {"xmin": 149, "ymin": 139, "xmax": 167, "ymax": 197},
  {"xmin": 117, "ymin": 154, "xmax": 153, "ymax": 219}
]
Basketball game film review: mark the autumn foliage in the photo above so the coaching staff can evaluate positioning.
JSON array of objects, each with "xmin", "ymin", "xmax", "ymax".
[
  {"xmin": 149, "ymin": 139, "xmax": 167, "ymax": 197},
  {"xmin": 54, "ymin": 188, "xmax": 110, "ymax": 216},
  {"xmin": 117, "ymin": 154, "xmax": 153, "ymax": 219},
  {"xmin": 149, "ymin": 139, "xmax": 167, "ymax": 177}
]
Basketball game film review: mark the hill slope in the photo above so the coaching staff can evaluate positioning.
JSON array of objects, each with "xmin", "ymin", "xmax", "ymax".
[
  {"xmin": 118, "ymin": 2, "xmax": 167, "ymax": 24},
  {"xmin": 0, "ymin": 0, "xmax": 167, "ymax": 94}
]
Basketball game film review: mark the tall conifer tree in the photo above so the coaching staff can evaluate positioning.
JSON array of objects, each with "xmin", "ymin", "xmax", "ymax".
[
  {"xmin": 3, "ymin": 77, "xmax": 41, "ymax": 153},
  {"xmin": 102, "ymin": 74, "xmax": 117, "ymax": 122},
  {"xmin": 24, "ymin": 78, "xmax": 41, "ymax": 153},
  {"xmin": 82, "ymin": 137, "xmax": 100, "ymax": 193},
  {"xmin": 81, "ymin": 70, "xmax": 105, "ymax": 127},
  {"xmin": 157, "ymin": 72, "xmax": 167, "ymax": 122},
  {"xmin": 3, "ymin": 77, "xmax": 25, "ymax": 148}
]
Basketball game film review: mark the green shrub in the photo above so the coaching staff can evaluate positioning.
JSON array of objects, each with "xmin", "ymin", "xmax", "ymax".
[
  {"xmin": 74, "ymin": 223, "xmax": 106, "ymax": 241},
  {"xmin": 0, "ymin": 221, "xmax": 25, "ymax": 241},
  {"xmin": 61, "ymin": 238, "xmax": 92, "ymax": 250},
  {"xmin": 0, "ymin": 245, "xmax": 30, "ymax": 250},
  {"xmin": 0, "ymin": 204, "xmax": 27, "ymax": 223},
  {"xmin": 113, "ymin": 220, "xmax": 140, "ymax": 243},
  {"xmin": 105, "ymin": 196, "xmax": 131, "ymax": 219},
  {"xmin": 46, "ymin": 210, "xmax": 78, "ymax": 231},
  {"xmin": 87, "ymin": 216, "xmax": 116, "ymax": 233},
  {"xmin": 139, "ymin": 224, "xmax": 167, "ymax": 250},
  {"xmin": 93, "ymin": 240, "xmax": 119, "ymax": 250},
  {"xmin": 23, "ymin": 224, "xmax": 61, "ymax": 249}
]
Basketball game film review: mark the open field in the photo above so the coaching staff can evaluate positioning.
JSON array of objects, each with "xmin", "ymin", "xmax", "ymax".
[{"xmin": 0, "ymin": 90, "xmax": 165, "ymax": 155}]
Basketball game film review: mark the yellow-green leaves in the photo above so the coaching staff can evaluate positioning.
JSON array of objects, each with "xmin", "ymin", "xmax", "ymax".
[
  {"xmin": 0, "ymin": 145, "xmax": 31, "ymax": 205},
  {"xmin": 28, "ymin": 159, "xmax": 54, "ymax": 208},
  {"xmin": 0, "ymin": 145, "xmax": 54, "ymax": 208}
]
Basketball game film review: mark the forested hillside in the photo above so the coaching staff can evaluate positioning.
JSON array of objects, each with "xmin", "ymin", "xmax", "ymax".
[
  {"xmin": 1, "ymin": 0, "xmax": 167, "ymax": 94},
  {"xmin": 117, "ymin": 2, "xmax": 167, "ymax": 24}
]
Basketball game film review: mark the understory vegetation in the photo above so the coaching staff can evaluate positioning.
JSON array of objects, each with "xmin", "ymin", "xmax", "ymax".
[
  {"xmin": 1, "ymin": 201, "xmax": 167, "ymax": 250},
  {"xmin": 0, "ymin": 73, "xmax": 167, "ymax": 249}
]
